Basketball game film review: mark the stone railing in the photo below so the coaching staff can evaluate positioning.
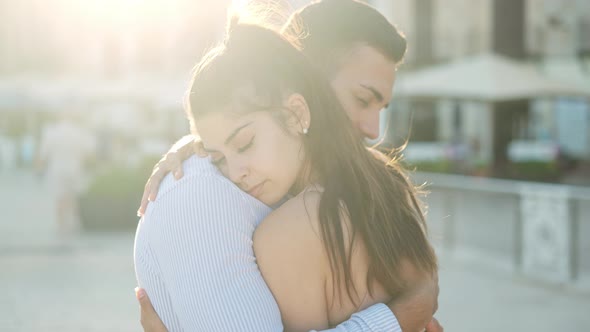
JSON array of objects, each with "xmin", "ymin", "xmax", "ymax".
[{"xmin": 412, "ymin": 172, "xmax": 590, "ymax": 289}]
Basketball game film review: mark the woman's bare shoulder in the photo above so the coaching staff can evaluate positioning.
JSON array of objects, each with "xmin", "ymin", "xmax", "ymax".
[
  {"xmin": 256, "ymin": 187, "xmax": 324, "ymax": 241},
  {"xmin": 252, "ymin": 188, "xmax": 327, "ymax": 284}
]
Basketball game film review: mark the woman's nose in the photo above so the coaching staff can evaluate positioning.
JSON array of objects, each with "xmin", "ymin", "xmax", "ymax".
[{"xmin": 227, "ymin": 157, "xmax": 248, "ymax": 185}]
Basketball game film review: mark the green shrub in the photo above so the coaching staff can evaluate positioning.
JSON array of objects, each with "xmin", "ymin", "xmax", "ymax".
[
  {"xmin": 404, "ymin": 160, "xmax": 453, "ymax": 173},
  {"xmin": 84, "ymin": 168, "xmax": 145, "ymax": 198},
  {"xmin": 509, "ymin": 161, "xmax": 560, "ymax": 182},
  {"xmin": 79, "ymin": 157, "xmax": 159, "ymax": 231}
]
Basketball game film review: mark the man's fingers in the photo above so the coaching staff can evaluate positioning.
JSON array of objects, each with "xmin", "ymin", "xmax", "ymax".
[
  {"xmin": 136, "ymin": 287, "xmax": 153, "ymax": 311},
  {"xmin": 194, "ymin": 140, "xmax": 208, "ymax": 157},
  {"xmin": 144, "ymin": 158, "xmax": 182, "ymax": 209},
  {"xmin": 172, "ymin": 160, "xmax": 183, "ymax": 180},
  {"xmin": 136, "ymin": 287, "xmax": 169, "ymax": 332},
  {"xmin": 425, "ymin": 317, "xmax": 443, "ymax": 332},
  {"xmin": 138, "ymin": 179, "xmax": 154, "ymax": 217},
  {"xmin": 138, "ymin": 159, "xmax": 165, "ymax": 216},
  {"xmin": 433, "ymin": 299, "xmax": 439, "ymax": 315},
  {"xmin": 148, "ymin": 171, "xmax": 165, "ymax": 201},
  {"xmin": 179, "ymin": 140, "xmax": 196, "ymax": 159},
  {"xmin": 136, "ymin": 287, "xmax": 155, "ymax": 328},
  {"xmin": 432, "ymin": 272, "xmax": 439, "ymax": 314},
  {"xmin": 138, "ymin": 144, "xmax": 191, "ymax": 217}
]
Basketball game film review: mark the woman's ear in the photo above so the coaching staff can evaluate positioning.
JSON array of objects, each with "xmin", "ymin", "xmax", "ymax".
[{"xmin": 282, "ymin": 93, "xmax": 311, "ymax": 136}]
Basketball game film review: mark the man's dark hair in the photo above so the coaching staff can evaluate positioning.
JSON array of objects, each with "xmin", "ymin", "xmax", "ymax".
[{"xmin": 284, "ymin": 0, "xmax": 407, "ymax": 73}]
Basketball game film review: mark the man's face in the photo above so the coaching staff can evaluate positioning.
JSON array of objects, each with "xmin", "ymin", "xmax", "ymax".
[{"xmin": 329, "ymin": 45, "xmax": 397, "ymax": 140}]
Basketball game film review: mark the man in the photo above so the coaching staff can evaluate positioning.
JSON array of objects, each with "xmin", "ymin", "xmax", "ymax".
[{"xmin": 135, "ymin": 1, "xmax": 442, "ymax": 331}]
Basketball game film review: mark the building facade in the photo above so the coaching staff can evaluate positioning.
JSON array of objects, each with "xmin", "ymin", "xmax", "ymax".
[{"xmin": 370, "ymin": 0, "xmax": 590, "ymax": 179}]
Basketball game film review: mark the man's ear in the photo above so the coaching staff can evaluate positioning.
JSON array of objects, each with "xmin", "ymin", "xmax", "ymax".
[{"xmin": 282, "ymin": 93, "xmax": 311, "ymax": 135}]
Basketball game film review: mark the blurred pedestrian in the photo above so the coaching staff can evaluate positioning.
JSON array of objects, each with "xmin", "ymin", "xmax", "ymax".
[
  {"xmin": 0, "ymin": 133, "xmax": 17, "ymax": 172},
  {"xmin": 20, "ymin": 134, "xmax": 36, "ymax": 168},
  {"xmin": 38, "ymin": 111, "xmax": 95, "ymax": 236}
]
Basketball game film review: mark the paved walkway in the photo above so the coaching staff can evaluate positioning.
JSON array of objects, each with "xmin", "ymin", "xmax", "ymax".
[
  {"xmin": 1, "ymin": 170, "xmax": 589, "ymax": 331},
  {"xmin": 1, "ymin": 171, "xmax": 140, "ymax": 332}
]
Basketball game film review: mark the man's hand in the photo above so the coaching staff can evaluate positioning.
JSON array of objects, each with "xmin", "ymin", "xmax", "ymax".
[
  {"xmin": 425, "ymin": 317, "xmax": 444, "ymax": 332},
  {"xmin": 135, "ymin": 288, "xmax": 169, "ymax": 332},
  {"xmin": 388, "ymin": 260, "xmax": 440, "ymax": 332}
]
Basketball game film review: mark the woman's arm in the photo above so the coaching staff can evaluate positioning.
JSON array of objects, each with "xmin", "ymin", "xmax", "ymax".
[{"xmin": 137, "ymin": 135, "xmax": 206, "ymax": 216}]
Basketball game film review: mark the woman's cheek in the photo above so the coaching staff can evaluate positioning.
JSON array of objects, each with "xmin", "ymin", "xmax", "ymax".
[{"xmin": 250, "ymin": 146, "xmax": 272, "ymax": 173}]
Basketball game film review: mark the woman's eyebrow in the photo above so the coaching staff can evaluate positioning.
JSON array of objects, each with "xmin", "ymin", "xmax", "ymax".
[
  {"xmin": 224, "ymin": 122, "xmax": 253, "ymax": 145},
  {"xmin": 203, "ymin": 122, "xmax": 253, "ymax": 153}
]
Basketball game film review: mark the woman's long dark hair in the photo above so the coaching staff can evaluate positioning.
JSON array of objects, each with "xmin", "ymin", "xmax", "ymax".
[{"xmin": 187, "ymin": 17, "xmax": 437, "ymax": 305}]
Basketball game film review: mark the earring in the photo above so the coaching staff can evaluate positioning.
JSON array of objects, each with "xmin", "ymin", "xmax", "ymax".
[{"xmin": 302, "ymin": 121, "xmax": 309, "ymax": 135}]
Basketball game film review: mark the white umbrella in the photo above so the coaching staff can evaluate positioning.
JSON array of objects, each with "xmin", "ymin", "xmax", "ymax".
[{"xmin": 395, "ymin": 53, "xmax": 590, "ymax": 101}]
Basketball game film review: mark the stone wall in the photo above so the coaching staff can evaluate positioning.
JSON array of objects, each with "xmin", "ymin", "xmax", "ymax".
[{"xmin": 415, "ymin": 172, "xmax": 590, "ymax": 289}]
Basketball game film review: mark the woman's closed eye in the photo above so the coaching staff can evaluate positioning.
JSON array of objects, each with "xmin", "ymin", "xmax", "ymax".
[
  {"xmin": 210, "ymin": 136, "xmax": 254, "ymax": 168},
  {"xmin": 237, "ymin": 136, "xmax": 255, "ymax": 153}
]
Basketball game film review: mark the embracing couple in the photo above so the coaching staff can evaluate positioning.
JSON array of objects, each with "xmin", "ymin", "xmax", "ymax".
[{"xmin": 134, "ymin": 1, "xmax": 442, "ymax": 331}]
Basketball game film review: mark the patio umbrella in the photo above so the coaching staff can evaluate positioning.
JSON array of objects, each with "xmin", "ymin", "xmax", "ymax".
[{"xmin": 395, "ymin": 53, "xmax": 590, "ymax": 101}]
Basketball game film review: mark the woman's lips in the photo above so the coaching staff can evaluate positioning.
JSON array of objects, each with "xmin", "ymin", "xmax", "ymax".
[{"xmin": 247, "ymin": 181, "xmax": 265, "ymax": 198}]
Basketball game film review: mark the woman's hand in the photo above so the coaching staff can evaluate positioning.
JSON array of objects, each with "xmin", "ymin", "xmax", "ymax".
[
  {"xmin": 137, "ymin": 136, "xmax": 207, "ymax": 216},
  {"xmin": 135, "ymin": 288, "xmax": 169, "ymax": 332}
]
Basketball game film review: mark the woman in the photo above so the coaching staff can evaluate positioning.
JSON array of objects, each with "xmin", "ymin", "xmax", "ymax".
[{"xmin": 169, "ymin": 18, "xmax": 437, "ymax": 330}]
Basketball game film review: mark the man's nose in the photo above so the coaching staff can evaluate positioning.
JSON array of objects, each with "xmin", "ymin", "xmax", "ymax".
[{"xmin": 360, "ymin": 108, "xmax": 381, "ymax": 140}]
